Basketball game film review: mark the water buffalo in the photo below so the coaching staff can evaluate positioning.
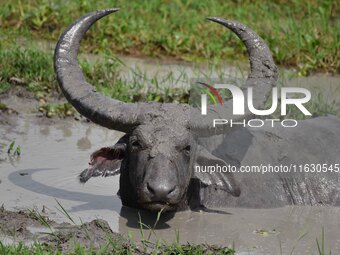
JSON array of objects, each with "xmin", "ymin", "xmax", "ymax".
[{"xmin": 54, "ymin": 9, "xmax": 340, "ymax": 212}]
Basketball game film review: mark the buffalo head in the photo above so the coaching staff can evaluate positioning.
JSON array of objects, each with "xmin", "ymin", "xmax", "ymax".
[{"xmin": 54, "ymin": 9, "xmax": 277, "ymax": 211}]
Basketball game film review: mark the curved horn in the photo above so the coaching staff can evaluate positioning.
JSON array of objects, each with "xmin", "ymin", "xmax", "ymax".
[
  {"xmin": 191, "ymin": 18, "xmax": 278, "ymax": 136},
  {"xmin": 54, "ymin": 9, "xmax": 140, "ymax": 132},
  {"xmin": 207, "ymin": 17, "xmax": 277, "ymax": 79}
]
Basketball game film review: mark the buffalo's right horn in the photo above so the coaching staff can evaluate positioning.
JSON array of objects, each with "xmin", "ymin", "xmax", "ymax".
[{"xmin": 54, "ymin": 9, "xmax": 140, "ymax": 133}]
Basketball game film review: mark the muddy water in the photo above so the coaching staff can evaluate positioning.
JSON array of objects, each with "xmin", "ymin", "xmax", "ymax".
[
  {"xmin": 1, "ymin": 116, "xmax": 340, "ymax": 254},
  {"xmin": 0, "ymin": 116, "xmax": 123, "ymax": 229},
  {"xmin": 1, "ymin": 50, "xmax": 339, "ymax": 253}
]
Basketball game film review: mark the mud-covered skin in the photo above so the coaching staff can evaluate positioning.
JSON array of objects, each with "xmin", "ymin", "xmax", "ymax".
[
  {"xmin": 119, "ymin": 120, "xmax": 193, "ymax": 211},
  {"xmin": 54, "ymin": 9, "xmax": 340, "ymax": 212},
  {"xmin": 198, "ymin": 116, "xmax": 340, "ymax": 208},
  {"xmin": 55, "ymin": 9, "xmax": 277, "ymax": 211}
]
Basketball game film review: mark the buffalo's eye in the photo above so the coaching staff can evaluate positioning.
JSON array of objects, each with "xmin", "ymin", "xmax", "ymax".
[
  {"xmin": 132, "ymin": 140, "xmax": 140, "ymax": 147},
  {"xmin": 130, "ymin": 136, "xmax": 142, "ymax": 150}
]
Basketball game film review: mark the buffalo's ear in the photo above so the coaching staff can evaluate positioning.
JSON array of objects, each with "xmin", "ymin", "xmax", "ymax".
[
  {"xmin": 192, "ymin": 145, "xmax": 241, "ymax": 197},
  {"xmin": 79, "ymin": 135, "xmax": 127, "ymax": 183}
]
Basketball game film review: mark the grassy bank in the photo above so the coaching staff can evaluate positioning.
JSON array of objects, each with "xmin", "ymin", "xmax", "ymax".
[
  {"xmin": 0, "ymin": 207, "xmax": 235, "ymax": 255},
  {"xmin": 0, "ymin": 242, "xmax": 235, "ymax": 255},
  {"xmin": 0, "ymin": 36, "xmax": 190, "ymax": 102},
  {"xmin": 0, "ymin": 206, "xmax": 333, "ymax": 254},
  {"xmin": 0, "ymin": 0, "xmax": 338, "ymax": 74},
  {"xmin": 0, "ymin": 37, "xmax": 339, "ymax": 119},
  {"xmin": 0, "ymin": 37, "xmax": 189, "ymax": 117}
]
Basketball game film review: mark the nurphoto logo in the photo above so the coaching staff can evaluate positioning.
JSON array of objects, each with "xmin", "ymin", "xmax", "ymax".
[{"xmin": 199, "ymin": 82, "xmax": 312, "ymax": 128}]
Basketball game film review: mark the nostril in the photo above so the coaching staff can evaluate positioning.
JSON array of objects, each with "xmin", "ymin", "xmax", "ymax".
[
  {"xmin": 147, "ymin": 182, "xmax": 155, "ymax": 195},
  {"xmin": 168, "ymin": 185, "xmax": 177, "ymax": 195},
  {"xmin": 146, "ymin": 182, "xmax": 177, "ymax": 198}
]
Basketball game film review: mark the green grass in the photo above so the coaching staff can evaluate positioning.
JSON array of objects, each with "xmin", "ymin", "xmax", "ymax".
[
  {"xmin": 0, "ymin": 241, "xmax": 236, "ymax": 255},
  {"xmin": 316, "ymin": 227, "xmax": 332, "ymax": 255},
  {"xmin": 0, "ymin": 0, "xmax": 338, "ymax": 74},
  {"xmin": 0, "ymin": 37, "xmax": 339, "ymax": 119},
  {"xmin": 0, "ymin": 203, "xmax": 333, "ymax": 255},
  {"xmin": 0, "ymin": 208, "xmax": 235, "ymax": 255},
  {"xmin": 0, "ymin": 103, "xmax": 8, "ymax": 111},
  {"xmin": 0, "ymin": 228, "xmax": 332, "ymax": 255},
  {"xmin": 0, "ymin": 37, "xmax": 190, "ymax": 100},
  {"xmin": 0, "ymin": 40, "xmax": 54, "ymax": 95},
  {"xmin": 6, "ymin": 141, "xmax": 20, "ymax": 157},
  {"xmin": 0, "ymin": 37, "xmax": 189, "ymax": 117}
]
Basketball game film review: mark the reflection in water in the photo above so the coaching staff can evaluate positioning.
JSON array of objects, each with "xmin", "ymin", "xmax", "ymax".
[
  {"xmin": 77, "ymin": 127, "xmax": 92, "ymax": 151},
  {"xmin": 58, "ymin": 125, "xmax": 72, "ymax": 138},
  {"xmin": 40, "ymin": 127, "xmax": 50, "ymax": 136},
  {"xmin": 7, "ymin": 155, "xmax": 20, "ymax": 168},
  {"xmin": 119, "ymin": 206, "xmax": 175, "ymax": 230},
  {"xmin": 77, "ymin": 137, "xmax": 92, "ymax": 151},
  {"xmin": 8, "ymin": 168, "xmax": 121, "ymax": 213}
]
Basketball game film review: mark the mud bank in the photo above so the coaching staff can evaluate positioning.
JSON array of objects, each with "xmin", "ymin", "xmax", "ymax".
[{"xmin": 0, "ymin": 208, "xmax": 125, "ymax": 252}]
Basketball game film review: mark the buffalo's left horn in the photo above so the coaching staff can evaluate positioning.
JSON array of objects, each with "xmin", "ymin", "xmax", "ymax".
[
  {"xmin": 191, "ymin": 18, "xmax": 278, "ymax": 136},
  {"xmin": 54, "ymin": 9, "xmax": 140, "ymax": 133}
]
